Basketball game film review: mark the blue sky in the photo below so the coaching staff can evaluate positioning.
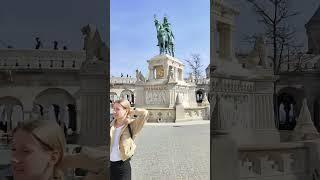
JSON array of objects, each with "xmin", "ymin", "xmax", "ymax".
[
  {"xmin": 232, "ymin": 0, "xmax": 320, "ymax": 53},
  {"xmin": 0, "ymin": 0, "xmax": 106, "ymax": 50},
  {"xmin": 110, "ymin": 0, "xmax": 210, "ymax": 77}
]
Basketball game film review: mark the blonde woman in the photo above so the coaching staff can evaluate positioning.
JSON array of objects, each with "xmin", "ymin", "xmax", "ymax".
[
  {"xmin": 10, "ymin": 119, "xmax": 66, "ymax": 180},
  {"xmin": 9, "ymin": 119, "xmax": 107, "ymax": 180},
  {"xmin": 110, "ymin": 99, "xmax": 148, "ymax": 180}
]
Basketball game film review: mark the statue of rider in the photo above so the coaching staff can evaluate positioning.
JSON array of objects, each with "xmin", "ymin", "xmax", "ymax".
[{"xmin": 162, "ymin": 16, "xmax": 175, "ymax": 57}]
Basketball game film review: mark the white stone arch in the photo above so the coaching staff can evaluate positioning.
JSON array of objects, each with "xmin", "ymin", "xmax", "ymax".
[
  {"xmin": 277, "ymin": 87, "xmax": 305, "ymax": 130},
  {"xmin": 34, "ymin": 88, "xmax": 77, "ymax": 136},
  {"xmin": 120, "ymin": 89, "xmax": 135, "ymax": 105},
  {"xmin": 0, "ymin": 96, "xmax": 23, "ymax": 131}
]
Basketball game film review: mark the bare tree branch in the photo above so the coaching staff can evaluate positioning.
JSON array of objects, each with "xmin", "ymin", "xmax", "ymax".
[
  {"xmin": 184, "ymin": 54, "xmax": 204, "ymax": 83},
  {"xmin": 245, "ymin": 0, "xmax": 302, "ymax": 75}
]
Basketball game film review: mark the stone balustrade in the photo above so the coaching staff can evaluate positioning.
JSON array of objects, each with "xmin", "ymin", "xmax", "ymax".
[
  {"xmin": 147, "ymin": 108, "xmax": 176, "ymax": 122},
  {"xmin": 110, "ymin": 77, "xmax": 136, "ymax": 84},
  {"xmin": 185, "ymin": 107, "xmax": 210, "ymax": 120},
  {"xmin": 211, "ymin": 77, "xmax": 254, "ymax": 93},
  {"xmin": 239, "ymin": 143, "xmax": 310, "ymax": 179},
  {"xmin": 196, "ymin": 78, "xmax": 210, "ymax": 85},
  {"xmin": 147, "ymin": 106, "xmax": 209, "ymax": 123},
  {"xmin": 0, "ymin": 49, "xmax": 85, "ymax": 70}
]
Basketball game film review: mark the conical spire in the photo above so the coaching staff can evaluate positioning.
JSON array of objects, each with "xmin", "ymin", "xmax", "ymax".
[
  {"xmin": 306, "ymin": 4, "xmax": 320, "ymax": 27},
  {"xmin": 202, "ymin": 93, "xmax": 210, "ymax": 106},
  {"xmin": 291, "ymin": 98, "xmax": 319, "ymax": 141}
]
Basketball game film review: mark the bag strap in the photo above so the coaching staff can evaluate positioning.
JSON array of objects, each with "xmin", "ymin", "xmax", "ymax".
[{"xmin": 128, "ymin": 124, "xmax": 133, "ymax": 139}]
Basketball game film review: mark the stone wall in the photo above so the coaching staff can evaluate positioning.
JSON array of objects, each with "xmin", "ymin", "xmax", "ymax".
[
  {"xmin": 146, "ymin": 106, "xmax": 209, "ymax": 123},
  {"xmin": 0, "ymin": 49, "xmax": 85, "ymax": 70},
  {"xmin": 239, "ymin": 143, "xmax": 310, "ymax": 180}
]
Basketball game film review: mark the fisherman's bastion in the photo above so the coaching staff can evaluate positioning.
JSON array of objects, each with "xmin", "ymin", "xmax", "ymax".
[
  {"xmin": 212, "ymin": 0, "xmax": 320, "ymax": 179},
  {"xmin": 0, "ymin": 24, "xmax": 107, "ymax": 179}
]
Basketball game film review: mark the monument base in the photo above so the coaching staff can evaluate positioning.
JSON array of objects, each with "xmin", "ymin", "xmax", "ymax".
[{"xmin": 141, "ymin": 106, "xmax": 209, "ymax": 123}]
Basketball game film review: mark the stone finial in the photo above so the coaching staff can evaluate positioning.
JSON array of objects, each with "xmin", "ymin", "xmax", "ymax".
[
  {"xmin": 175, "ymin": 93, "xmax": 182, "ymax": 105},
  {"xmin": 202, "ymin": 93, "xmax": 210, "ymax": 106},
  {"xmin": 291, "ymin": 98, "xmax": 320, "ymax": 141},
  {"xmin": 81, "ymin": 24, "xmax": 106, "ymax": 61}
]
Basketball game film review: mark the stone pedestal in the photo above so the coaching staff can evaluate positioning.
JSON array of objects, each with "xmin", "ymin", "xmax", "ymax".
[
  {"xmin": 136, "ymin": 55, "xmax": 198, "ymax": 109},
  {"xmin": 175, "ymin": 94, "xmax": 185, "ymax": 122},
  {"xmin": 134, "ymin": 84, "xmax": 145, "ymax": 107},
  {"xmin": 211, "ymin": 58, "xmax": 280, "ymax": 145},
  {"xmin": 134, "ymin": 54, "xmax": 207, "ymax": 122},
  {"xmin": 212, "ymin": 131, "xmax": 239, "ymax": 180},
  {"xmin": 78, "ymin": 60, "xmax": 107, "ymax": 146}
]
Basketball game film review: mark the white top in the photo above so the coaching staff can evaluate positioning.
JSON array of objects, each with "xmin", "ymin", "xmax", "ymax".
[{"xmin": 110, "ymin": 125, "xmax": 124, "ymax": 162}]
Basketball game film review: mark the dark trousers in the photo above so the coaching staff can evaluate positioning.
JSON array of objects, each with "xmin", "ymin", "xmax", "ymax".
[{"xmin": 110, "ymin": 159, "xmax": 131, "ymax": 180}]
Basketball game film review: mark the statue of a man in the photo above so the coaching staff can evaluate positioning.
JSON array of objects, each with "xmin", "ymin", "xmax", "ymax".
[
  {"xmin": 154, "ymin": 15, "xmax": 166, "ymax": 55},
  {"xmin": 168, "ymin": 66, "xmax": 174, "ymax": 80},
  {"xmin": 154, "ymin": 15, "xmax": 175, "ymax": 56},
  {"xmin": 162, "ymin": 16, "xmax": 175, "ymax": 56},
  {"xmin": 35, "ymin": 37, "xmax": 43, "ymax": 49},
  {"xmin": 163, "ymin": 17, "xmax": 174, "ymax": 41}
]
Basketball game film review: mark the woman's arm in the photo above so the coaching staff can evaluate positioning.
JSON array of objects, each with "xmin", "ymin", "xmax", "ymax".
[
  {"xmin": 60, "ymin": 146, "xmax": 106, "ymax": 173},
  {"xmin": 128, "ymin": 108, "xmax": 148, "ymax": 138}
]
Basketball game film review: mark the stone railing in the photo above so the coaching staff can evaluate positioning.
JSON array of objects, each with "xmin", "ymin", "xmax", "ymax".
[
  {"xmin": 196, "ymin": 78, "xmax": 210, "ymax": 85},
  {"xmin": 147, "ymin": 108, "xmax": 176, "ymax": 122},
  {"xmin": 239, "ymin": 143, "xmax": 310, "ymax": 180},
  {"xmin": 211, "ymin": 77, "xmax": 254, "ymax": 93},
  {"xmin": 110, "ymin": 77, "xmax": 136, "ymax": 84},
  {"xmin": 0, "ymin": 49, "xmax": 85, "ymax": 70},
  {"xmin": 185, "ymin": 106, "xmax": 210, "ymax": 120},
  {"xmin": 147, "ymin": 106, "xmax": 210, "ymax": 123}
]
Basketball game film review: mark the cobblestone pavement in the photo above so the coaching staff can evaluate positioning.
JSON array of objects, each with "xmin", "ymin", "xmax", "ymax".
[{"xmin": 131, "ymin": 121, "xmax": 210, "ymax": 180}]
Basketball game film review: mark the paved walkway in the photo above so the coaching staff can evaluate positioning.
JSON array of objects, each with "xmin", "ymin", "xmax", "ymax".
[{"xmin": 131, "ymin": 121, "xmax": 210, "ymax": 180}]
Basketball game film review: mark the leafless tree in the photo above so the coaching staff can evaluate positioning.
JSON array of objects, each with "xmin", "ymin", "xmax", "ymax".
[
  {"xmin": 244, "ymin": 0, "xmax": 309, "ymax": 128},
  {"xmin": 184, "ymin": 54, "xmax": 204, "ymax": 83},
  {"xmin": 245, "ymin": 0, "xmax": 301, "ymax": 74}
]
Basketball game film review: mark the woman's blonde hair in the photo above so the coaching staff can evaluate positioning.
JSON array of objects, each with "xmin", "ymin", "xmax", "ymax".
[
  {"xmin": 113, "ymin": 99, "xmax": 132, "ymax": 115},
  {"xmin": 12, "ymin": 119, "xmax": 66, "ymax": 180}
]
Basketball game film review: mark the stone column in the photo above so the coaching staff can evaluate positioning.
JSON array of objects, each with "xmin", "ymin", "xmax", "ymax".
[
  {"xmin": 251, "ymin": 80, "xmax": 280, "ymax": 144},
  {"xmin": 22, "ymin": 101, "xmax": 33, "ymax": 121},
  {"xmin": 174, "ymin": 67, "xmax": 178, "ymax": 81},
  {"xmin": 134, "ymin": 85, "xmax": 145, "ymax": 107},
  {"xmin": 253, "ymin": 94, "xmax": 276, "ymax": 129},
  {"xmin": 76, "ymin": 98, "xmax": 81, "ymax": 134},
  {"xmin": 148, "ymin": 66, "xmax": 153, "ymax": 80},
  {"xmin": 217, "ymin": 23, "xmax": 227, "ymax": 60},
  {"xmin": 78, "ymin": 60, "xmax": 107, "ymax": 146},
  {"xmin": 180, "ymin": 68, "xmax": 184, "ymax": 80},
  {"xmin": 229, "ymin": 25, "xmax": 236, "ymax": 62},
  {"xmin": 175, "ymin": 94, "xmax": 185, "ymax": 122},
  {"xmin": 163, "ymin": 63, "xmax": 167, "ymax": 79},
  {"xmin": 211, "ymin": 95, "xmax": 239, "ymax": 180},
  {"xmin": 218, "ymin": 23, "xmax": 235, "ymax": 61},
  {"xmin": 211, "ymin": 3, "xmax": 241, "ymax": 180}
]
